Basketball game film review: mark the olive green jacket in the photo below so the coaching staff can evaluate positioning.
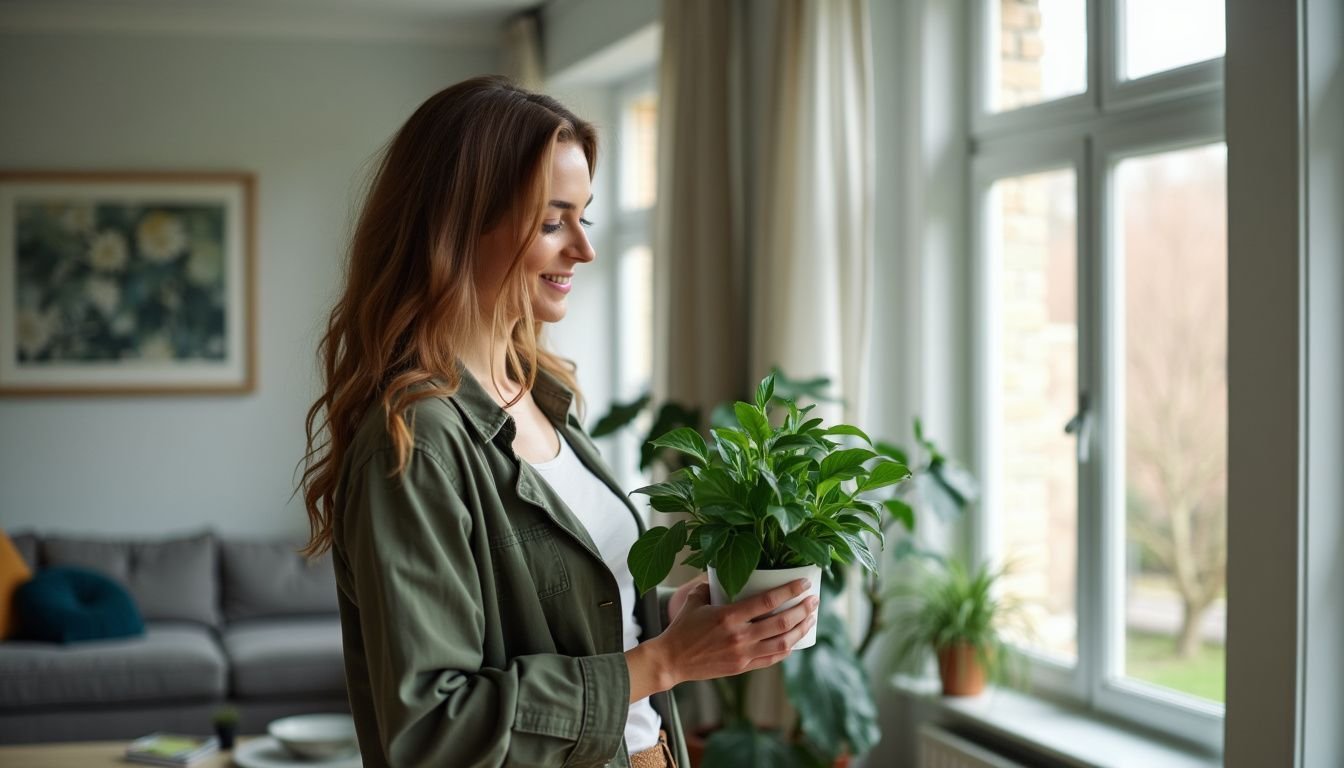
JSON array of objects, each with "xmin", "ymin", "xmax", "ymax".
[{"xmin": 332, "ymin": 365, "xmax": 688, "ymax": 768}]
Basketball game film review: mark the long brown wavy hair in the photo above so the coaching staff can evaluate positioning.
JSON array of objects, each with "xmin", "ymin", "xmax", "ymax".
[{"xmin": 299, "ymin": 76, "xmax": 597, "ymax": 557}]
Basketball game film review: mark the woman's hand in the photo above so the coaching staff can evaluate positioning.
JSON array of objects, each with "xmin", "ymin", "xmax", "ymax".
[
  {"xmin": 667, "ymin": 573, "xmax": 708, "ymax": 623},
  {"xmin": 626, "ymin": 578, "xmax": 818, "ymax": 701}
]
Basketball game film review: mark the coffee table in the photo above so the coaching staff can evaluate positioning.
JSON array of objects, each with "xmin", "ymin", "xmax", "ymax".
[{"xmin": 0, "ymin": 737, "xmax": 254, "ymax": 767}]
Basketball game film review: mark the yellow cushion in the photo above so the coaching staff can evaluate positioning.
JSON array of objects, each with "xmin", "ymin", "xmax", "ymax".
[{"xmin": 0, "ymin": 529, "xmax": 34, "ymax": 639}]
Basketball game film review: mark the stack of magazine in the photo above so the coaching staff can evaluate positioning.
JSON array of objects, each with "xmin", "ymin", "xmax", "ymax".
[{"xmin": 125, "ymin": 733, "xmax": 220, "ymax": 766}]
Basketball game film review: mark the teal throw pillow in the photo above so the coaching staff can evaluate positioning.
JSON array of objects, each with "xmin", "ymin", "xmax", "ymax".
[{"xmin": 15, "ymin": 566, "xmax": 145, "ymax": 643}]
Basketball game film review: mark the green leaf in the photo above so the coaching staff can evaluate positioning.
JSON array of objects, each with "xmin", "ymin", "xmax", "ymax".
[
  {"xmin": 781, "ymin": 612, "xmax": 880, "ymax": 761},
  {"xmin": 589, "ymin": 392, "xmax": 651, "ymax": 438},
  {"xmin": 785, "ymin": 531, "xmax": 832, "ymax": 568},
  {"xmin": 755, "ymin": 372, "xmax": 777, "ymax": 412},
  {"xmin": 734, "ymin": 401, "xmax": 771, "ymax": 446},
  {"xmin": 838, "ymin": 512, "xmax": 884, "ymax": 543},
  {"xmin": 627, "ymin": 522, "xmax": 688, "ymax": 596},
  {"xmin": 776, "ymin": 454, "xmax": 816, "ymax": 479},
  {"xmin": 859, "ymin": 460, "xmax": 912, "ymax": 492},
  {"xmin": 874, "ymin": 440, "xmax": 909, "ymax": 465},
  {"xmin": 681, "ymin": 550, "xmax": 709, "ymax": 569},
  {"xmin": 931, "ymin": 459, "xmax": 981, "ymax": 505},
  {"xmin": 703, "ymin": 722, "xmax": 798, "ymax": 768},
  {"xmin": 714, "ymin": 532, "xmax": 762, "ymax": 600},
  {"xmin": 837, "ymin": 530, "xmax": 878, "ymax": 574},
  {"xmin": 641, "ymin": 402, "xmax": 700, "ymax": 470},
  {"xmin": 649, "ymin": 427, "xmax": 710, "ymax": 467},
  {"xmin": 823, "ymin": 424, "xmax": 872, "ymax": 445},
  {"xmin": 712, "ymin": 427, "xmax": 754, "ymax": 474},
  {"xmin": 630, "ymin": 479, "xmax": 693, "ymax": 504},
  {"xmin": 848, "ymin": 497, "xmax": 885, "ymax": 524},
  {"xmin": 914, "ymin": 416, "xmax": 947, "ymax": 464},
  {"xmin": 757, "ymin": 461, "xmax": 782, "ymax": 504},
  {"xmin": 816, "ymin": 477, "xmax": 843, "ymax": 501},
  {"xmin": 695, "ymin": 467, "xmax": 746, "ymax": 510},
  {"xmin": 771, "ymin": 434, "xmax": 821, "ymax": 454},
  {"xmin": 767, "ymin": 504, "xmax": 807, "ymax": 536},
  {"xmin": 884, "ymin": 498, "xmax": 915, "ymax": 532},
  {"xmin": 819, "ymin": 448, "xmax": 877, "ymax": 480},
  {"xmin": 702, "ymin": 505, "xmax": 756, "ymax": 526},
  {"xmin": 700, "ymin": 525, "xmax": 732, "ymax": 563},
  {"xmin": 631, "ymin": 478, "xmax": 696, "ymax": 513},
  {"xmin": 646, "ymin": 494, "xmax": 693, "ymax": 513}
]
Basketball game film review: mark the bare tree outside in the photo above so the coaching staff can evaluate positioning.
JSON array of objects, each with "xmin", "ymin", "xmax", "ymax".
[{"xmin": 1120, "ymin": 145, "xmax": 1228, "ymax": 665}]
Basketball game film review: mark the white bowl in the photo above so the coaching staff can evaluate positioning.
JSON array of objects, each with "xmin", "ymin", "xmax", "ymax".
[{"xmin": 267, "ymin": 714, "xmax": 358, "ymax": 760}]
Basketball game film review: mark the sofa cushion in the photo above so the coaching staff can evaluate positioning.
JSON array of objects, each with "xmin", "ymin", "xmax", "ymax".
[
  {"xmin": 221, "ymin": 617, "xmax": 345, "ymax": 699},
  {"xmin": 219, "ymin": 539, "xmax": 337, "ymax": 623},
  {"xmin": 0, "ymin": 621, "xmax": 227, "ymax": 709},
  {"xmin": 8, "ymin": 532, "xmax": 38, "ymax": 571},
  {"xmin": 15, "ymin": 566, "xmax": 144, "ymax": 644},
  {"xmin": 0, "ymin": 530, "xmax": 34, "ymax": 639},
  {"xmin": 41, "ymin": 531, "xmax": 219, "ymax": 627}
]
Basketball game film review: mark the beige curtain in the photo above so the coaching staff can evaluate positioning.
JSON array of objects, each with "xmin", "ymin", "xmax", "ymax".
[
  {"xmin": 500, "ymin": 11, "xmax": 544, "ymax": 91},
  {"xmin": 653, "ymin": 0, "xmax": 747, "ymax": 413},
  {"xmin": 655, "ymin": 0, "xmax": 874, "ymax": 422},
  {"xmin": 752, "ymin": 0, "xmax": 874, "ymax": 424},
  {"xmin": 654, "ymin": 0, "xmax": 875, "ymax": 732}
]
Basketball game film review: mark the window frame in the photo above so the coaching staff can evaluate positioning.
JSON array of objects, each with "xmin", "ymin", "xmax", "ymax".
[
  {"xmin": 1091, "ymin": 106, "xmax": 1226, "ymax": 748},
  {"xmin": 969, "ymin": 0, "xmax": 1227, "ymax": 753},
  {"xmin": 970, "ymin": 138, "xmax": 1091, "ymax": 704}
]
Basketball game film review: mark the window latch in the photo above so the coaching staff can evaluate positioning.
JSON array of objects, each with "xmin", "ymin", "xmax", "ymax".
[{"xmin": 1064, "ymin": 392, "xmax": 1092, "ymax": 463}]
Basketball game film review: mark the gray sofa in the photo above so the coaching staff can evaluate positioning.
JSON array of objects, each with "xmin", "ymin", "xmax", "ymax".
[{"xmin": 0, "ymin": 531, "xmax": 348, "ymax": 744}]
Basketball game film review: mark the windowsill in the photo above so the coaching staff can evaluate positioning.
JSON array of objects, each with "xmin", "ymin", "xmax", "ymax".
[{"xmin": 891, "ymin": 676, "xmax": 1220, "ymax": 768}]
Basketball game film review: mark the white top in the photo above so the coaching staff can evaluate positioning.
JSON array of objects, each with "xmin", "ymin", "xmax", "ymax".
[{"xmin": 526, "ymin": 431, "xmax": 663, "ymax": 753}]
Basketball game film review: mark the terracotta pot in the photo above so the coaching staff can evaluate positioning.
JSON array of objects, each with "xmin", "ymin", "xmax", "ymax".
[
  {"xmin": 685, "ymin": 725, "xmax": 850, "ymax": 768},
  {"xmin": 936, "ymin": 642, "xmax": 986, "ymax": 696}
]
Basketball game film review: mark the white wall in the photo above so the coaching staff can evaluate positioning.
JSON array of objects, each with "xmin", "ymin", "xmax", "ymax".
[{"xmin": 0, "ymin": 30, "xmax": 496, "ymax": 538}]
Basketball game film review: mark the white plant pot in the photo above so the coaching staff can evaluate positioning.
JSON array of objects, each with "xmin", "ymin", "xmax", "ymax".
[{"xmin": 707, "ymin": 563, "xmax": 823, "ymax": 650}]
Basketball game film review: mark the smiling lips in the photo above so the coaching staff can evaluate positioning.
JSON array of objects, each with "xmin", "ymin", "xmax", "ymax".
[{"xmin": 541, "ymin": 273, "xmax": 572, "ymax": 294}]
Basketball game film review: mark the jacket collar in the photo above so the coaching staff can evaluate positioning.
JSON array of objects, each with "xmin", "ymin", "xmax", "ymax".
[{"xmin": 449, "ymin": 360, "xmax": 576, "ymax": 444}]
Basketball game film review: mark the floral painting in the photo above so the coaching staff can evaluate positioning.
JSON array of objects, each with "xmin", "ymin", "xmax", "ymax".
[{"xmin": 0, "ymin": 173, "xmax": 254, "ymax": 394}]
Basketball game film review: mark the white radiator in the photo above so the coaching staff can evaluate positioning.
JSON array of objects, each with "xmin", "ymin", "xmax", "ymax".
[{"xmin": 917, "ymin": 723, "xmax": 1030, "ymax": 768}]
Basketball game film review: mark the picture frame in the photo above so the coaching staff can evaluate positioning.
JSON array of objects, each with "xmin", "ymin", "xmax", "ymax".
[{"xmin": 0, "ymin": 171, "xmax": 255, "ymax": 395}]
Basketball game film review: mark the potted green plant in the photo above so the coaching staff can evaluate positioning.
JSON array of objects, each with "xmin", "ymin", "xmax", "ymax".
[
  {"xmin": 883, "ymin": 559, "xmax": 1025, "ymax": 696},
  {"xmin": 596, "ymin": 373, "xmax": 978, "ymax": 767},
  {"xmin": 211, "ymin": 705, "xmax": 240, "ymax": 750},
  {"xmin": 626, "ymin": 373, "xmax": 911, "ymax": 651}
]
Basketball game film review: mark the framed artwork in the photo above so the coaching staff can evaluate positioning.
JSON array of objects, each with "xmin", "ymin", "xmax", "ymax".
[{"xmin": 0, "ymin": 171, "xmax": 255, "ymax": 395}]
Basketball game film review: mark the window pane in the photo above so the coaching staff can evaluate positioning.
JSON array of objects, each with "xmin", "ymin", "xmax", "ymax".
[
  {"xmin": 1122, "ymin": 0, "xmax": 1225, "ymax": 81},
  {"xmin": 620, "ymin": 92, "xmax": 658, "ymax": 211},
  {"xmin": 1116, "ymin": 144, "xmax": 1227, "ymax": 703},
  {"xmin": 988, "ymin": 168, "xmax": 1078, "ymax": 663},
  {"xmin": 617, "ymin": 245, "xmax": 653, "ymax": 399},
  {"xmin": 615, "ymin": 245, "xmax": 654, "ymax": 491},
  {"xmin": 991, "ymin": 0, "xmax": 1087, "ymax": 113}
]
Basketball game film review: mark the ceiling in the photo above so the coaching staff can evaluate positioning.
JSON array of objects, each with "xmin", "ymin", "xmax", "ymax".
[{"xmin": 0, "ymin": 0, "xmax": 542, "ymax": 43}]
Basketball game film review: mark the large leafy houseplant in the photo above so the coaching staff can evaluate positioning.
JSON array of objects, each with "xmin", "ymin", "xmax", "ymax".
[
  {"xmin": 626, "ymin": 372, "xmax": 912, "ymax": 604},
  {"xmin": 593, "ymin": 372, "xmax": 977, "ymax": 766}
]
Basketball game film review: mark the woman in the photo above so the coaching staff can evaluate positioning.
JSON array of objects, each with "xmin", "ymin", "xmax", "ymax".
[{"xmin": 299, "ymin": 76, "xmax": 817, "ymax": 768}]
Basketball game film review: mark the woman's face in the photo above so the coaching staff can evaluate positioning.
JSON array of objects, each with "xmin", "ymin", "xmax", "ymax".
[{"xmin": 478, "ymin": 141, "xmax": 595, "ymax": 325}]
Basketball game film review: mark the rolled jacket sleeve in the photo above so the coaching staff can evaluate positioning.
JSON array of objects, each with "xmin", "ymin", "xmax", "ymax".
[{"xmin": 336, "ymin": 442, "xmax": 631, "ymax": 767}]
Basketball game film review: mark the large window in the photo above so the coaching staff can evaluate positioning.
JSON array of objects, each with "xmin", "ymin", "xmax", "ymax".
[
  {"xmin": 971, "ymin": 0, "xmax": 1225, "ymax": 750},
  {"xmin": 608, "ymin": 74, "xmax": 657, "ymax": 492}
]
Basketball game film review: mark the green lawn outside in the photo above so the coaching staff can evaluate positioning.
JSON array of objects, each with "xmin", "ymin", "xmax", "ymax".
[{"xmin": 1125, "ymin": 631, "xmax": 1225, "ymax": 703}]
